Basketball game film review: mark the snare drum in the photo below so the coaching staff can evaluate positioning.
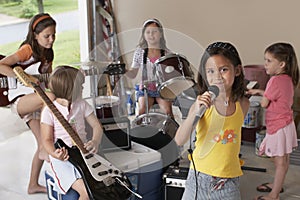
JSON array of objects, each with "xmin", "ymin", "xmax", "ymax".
[
  {"xmin": 95, "ymin": 96, "xmax": 120, "ymax": 119},
  {"xmin": 155, "ymin": 53, "xmax": 195, "ymax": 100},
  {"xmin": 131, "ymin": 113, "xmax": 180, "ymax": 168}
]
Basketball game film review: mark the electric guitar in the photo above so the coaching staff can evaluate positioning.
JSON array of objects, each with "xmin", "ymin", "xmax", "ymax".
[
  {"xmin": 0, "ymin": 54, "xmax": 50, "ymax": 106},
  {"xmin": 13, "ymin": 66, "xmax": 134, "ymax": 200}
]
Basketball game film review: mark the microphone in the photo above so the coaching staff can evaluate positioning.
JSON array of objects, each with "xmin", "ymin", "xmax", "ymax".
[{"xmin": 193, "ymin": 85, "xmax": 219, "ymax": 126}]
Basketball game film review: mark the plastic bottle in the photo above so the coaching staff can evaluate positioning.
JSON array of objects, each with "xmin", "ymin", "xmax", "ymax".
[{"xmin": 127, "ymin": 92, "xmax": 135, "ymax": 116}]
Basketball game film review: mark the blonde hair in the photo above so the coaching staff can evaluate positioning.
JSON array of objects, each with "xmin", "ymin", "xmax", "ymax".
[{"xmin": 49, "ymin": 65, "xmax": 84, "ymax": 102}]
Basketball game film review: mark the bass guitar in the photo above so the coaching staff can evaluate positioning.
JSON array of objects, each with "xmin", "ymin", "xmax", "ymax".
[{"xmin": 13, "ymin": 66, "xmax": 136, "ymax": 200}]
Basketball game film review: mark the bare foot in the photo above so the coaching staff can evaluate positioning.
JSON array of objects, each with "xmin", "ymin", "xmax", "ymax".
[
  {"xmin": 28, "ymin": 184, "xmax": 47, "ymax": 194},
  {"xmin": 39, "ymin": 149, "xmax": 50, "ymax": 162}
]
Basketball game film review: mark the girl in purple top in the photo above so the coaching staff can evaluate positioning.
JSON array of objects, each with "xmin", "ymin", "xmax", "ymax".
[{"xmin": 247, "ymin": 43, "xmax": 299, "ymax": 200}]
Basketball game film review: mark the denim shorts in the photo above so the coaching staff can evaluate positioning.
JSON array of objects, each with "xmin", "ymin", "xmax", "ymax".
[
  {"xmin": 136, "ymin": 90, "xmax": 160, "ymax": 99},
  {"xmin": 181, "ymin": 169, "xmax": 241, "ymax": 200}
]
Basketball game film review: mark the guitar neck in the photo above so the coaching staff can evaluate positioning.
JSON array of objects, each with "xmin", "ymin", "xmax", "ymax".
[
  {"xmin": 82, "ymin": 63, "xmax": 126, "ymax": 76},
  {"xmin": 33, "ymin": 73, "xmax": 50, "ymax": 83},
  {"xmin": 34, "ymin": 86, "xmax": 88, "ymax": 154}
]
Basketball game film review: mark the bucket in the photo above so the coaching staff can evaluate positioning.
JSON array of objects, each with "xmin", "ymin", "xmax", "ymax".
[
  {"xmin": 255, "ymin": 129, "xmax": 267, "ymax": 157},
  {"xmin": 243, "ymin": 101, "xmax": 260, "ymax": 128}
]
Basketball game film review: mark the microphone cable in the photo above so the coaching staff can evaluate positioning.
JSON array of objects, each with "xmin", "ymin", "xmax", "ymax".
[{"xmin": 188, "ymin": 129, "xmax": 198, "ymax": 200}]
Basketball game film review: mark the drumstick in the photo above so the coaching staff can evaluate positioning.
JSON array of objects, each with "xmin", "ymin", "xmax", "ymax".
[{"xmin": 106, "ymin": 74, "xmax": 113, "ymax": 96}]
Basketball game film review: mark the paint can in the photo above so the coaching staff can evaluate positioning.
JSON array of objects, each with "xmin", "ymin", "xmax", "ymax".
[
  {"xmin": 255, "ymin": 129, "xmax": 267, "ymax": 157},
  {"xmin": 243, "ymin": 101, "xmax": 260, "ymax": 128}
]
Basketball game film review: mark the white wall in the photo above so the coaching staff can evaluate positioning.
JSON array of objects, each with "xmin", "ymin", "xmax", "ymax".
[{"xmin": 112, "ymin": 0, "xmax": 300, "ymax": 69}]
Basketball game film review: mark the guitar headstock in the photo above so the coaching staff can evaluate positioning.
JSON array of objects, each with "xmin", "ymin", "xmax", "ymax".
[
  {"xmin": 13, "ymin": 66, "xmax": 39, "ymax": 88},
  {"xmin": 104, "ymin": 63, "xmax": 126, "ymax": 75}
]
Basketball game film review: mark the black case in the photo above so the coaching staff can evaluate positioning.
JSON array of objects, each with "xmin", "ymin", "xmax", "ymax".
[{"xmin": 99, "ymin": 117, "xmax": 131, "ymax": 152}]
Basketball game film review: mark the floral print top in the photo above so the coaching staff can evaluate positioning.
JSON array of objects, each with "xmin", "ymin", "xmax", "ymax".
[{"xmin": 192, "ymin": 102, "xmax": 244, "ymax": 178}]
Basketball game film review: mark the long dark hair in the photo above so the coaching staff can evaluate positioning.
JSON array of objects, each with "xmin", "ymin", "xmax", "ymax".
[
  {"xmin": 265, "ymin": 42, "xmax": 299, "ymax": 87},
  {"xmin": 21, "ymin": 13, "xmax": 56, "ymax": 64},
  {"xmin": 197, "ymin": 42, "xmax": 245, "ymax": 102}
]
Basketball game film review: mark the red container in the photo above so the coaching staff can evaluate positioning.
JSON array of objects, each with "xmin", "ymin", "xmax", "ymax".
[{"xmin": 244, "ymin": 65, "xmax": 270, "ymax": 90}]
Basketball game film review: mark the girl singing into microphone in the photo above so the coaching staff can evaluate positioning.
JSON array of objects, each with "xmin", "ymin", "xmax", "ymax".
[{"xmin": 175, "ymin": 42, "xmax": 249, "ymax": 200}]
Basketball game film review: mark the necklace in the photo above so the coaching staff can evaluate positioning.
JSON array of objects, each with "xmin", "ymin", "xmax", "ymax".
[{"xmin": 224, "ymin": 100, "xmax": 229, "ymax": 107}]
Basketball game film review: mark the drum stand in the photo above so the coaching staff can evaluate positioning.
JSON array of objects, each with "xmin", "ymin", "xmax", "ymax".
[
  {"xmin": 140, "ymin": 62, "xmax": 152, "ymax": 125},
  {"xmin": 141, "ymin": 82, "xmax": 151, "ymax": 125}
]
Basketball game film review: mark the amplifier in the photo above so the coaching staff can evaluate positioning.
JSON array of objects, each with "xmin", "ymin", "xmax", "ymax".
[
  {"xmin": 163, "ymin": 166, "xmax": 189, "ymax": 200},
  {"xmin": 99, "ymin": 117, "xmax": 131, "ymax": 152}
]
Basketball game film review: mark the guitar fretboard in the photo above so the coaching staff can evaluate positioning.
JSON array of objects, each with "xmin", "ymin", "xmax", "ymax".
[{"xmin": 33, "ymin": 73, "xmax": 50, "ymax": 83}]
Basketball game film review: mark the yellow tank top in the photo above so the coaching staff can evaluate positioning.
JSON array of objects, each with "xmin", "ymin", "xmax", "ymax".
[{"xmin": 191, "ymin": 102, "xmax": 244, "ymax": 178}]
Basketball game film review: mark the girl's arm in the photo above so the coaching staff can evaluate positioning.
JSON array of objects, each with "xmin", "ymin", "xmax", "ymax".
[
  {"xmin": 84, "ymin": 113, "xmax": 104, "ymax": 154},
  {"xmin": 174, "ymin": 102, "xmax": 197, "ymax": 146},
  {"xmin": 239, "ymin": 96, "xmax": 250, "ymax": 118},
  {"xmin": 246, "ymin": 89, "xmax": 269, "ymax": 108},
  {"xmin": 175, "ymin": 91, "xmax": 212, "ymax": 146},
  {"xmin": 260, "ymin": 96, "xmax": 270, "ymax": 108},
  {"xmin": 246, "ymin": 88, "xmax": 264, "ymax": 96},
  {"xmin": 41, "ymin": 122, "xmax": 69, "ymax": 161},
  {"xmin": 125, "ymin": 67, "xmax": 139, "ymax": 79},
  {"xmin": 0, "ymin": 53, "xmax": 20, "ymax": 77}
]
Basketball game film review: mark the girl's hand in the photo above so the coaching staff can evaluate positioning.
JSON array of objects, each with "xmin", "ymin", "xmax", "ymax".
[
  {"xmin": 195, "ymin": 91, "xmax": 213, "ymax": 113},
  {"xmin": 246, "ymin": 89, "xmax": 264, "ymax": 96},
  {"xmin": 84, "ymin": 140, "xmax": 99, "ymax": 154},
  {"xmin": 53, "ymin": 147, "xmax": 69, "ymax": 161}
]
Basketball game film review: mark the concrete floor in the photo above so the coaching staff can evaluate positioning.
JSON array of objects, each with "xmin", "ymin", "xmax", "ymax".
[{"xmin": 0, "ymin": 106, "xmax": 300, "ymax": 200}]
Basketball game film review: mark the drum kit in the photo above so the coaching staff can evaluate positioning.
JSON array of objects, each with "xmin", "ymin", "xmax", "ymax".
[
  {"xmin": 82, "ymin": 53, "xmax": 196, "ymax": 169},
  {"xmin": 130, "ymin": 53, "xmax": 196, "ymax": 168}
]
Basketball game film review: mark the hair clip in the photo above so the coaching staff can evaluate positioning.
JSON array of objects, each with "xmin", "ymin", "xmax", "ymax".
[
  {"xmin": 142, "ymin": 18, "xmax": 162, "ymax": 28},
  {"xmin": 206, "ymin": 42, "xmax": 238, "ymax": 56}
]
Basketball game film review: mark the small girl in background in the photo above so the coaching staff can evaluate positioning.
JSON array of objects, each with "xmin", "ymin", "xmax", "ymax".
[
  {"xmin": 247, "ymin": 42, "xmax": 299, "ymax": 200},
  {"xmin": 40, "ymin": 66, "xmax": 103, "ymax": 199},
  {"xmin": 126, "ymin": 18, "xmax": 174, "ymax": 117},
  {"xmin": 175, "ymin": 42, "xmax": 249, "ymax": 200}
]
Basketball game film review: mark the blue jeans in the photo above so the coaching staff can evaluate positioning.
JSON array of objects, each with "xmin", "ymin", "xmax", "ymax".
[{"xmin": 181, "ymin": 169, "xmax": 241, "ymax": 200}]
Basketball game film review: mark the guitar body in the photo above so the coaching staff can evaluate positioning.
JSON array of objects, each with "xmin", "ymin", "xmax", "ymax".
[
  {"xmin": 0, "ymin": 54, "xmax": 49, "ymax": 106},
  {"xmin": 0, "ymin": 75, "xmax": 9, "ymax": 106},
  {"xmin": 55, "ymin": 139, "xmax": 132, "ymax": 200},
  {"xmin": 0, "ymin": 55, "xmax": 9, "ymax": 106}
]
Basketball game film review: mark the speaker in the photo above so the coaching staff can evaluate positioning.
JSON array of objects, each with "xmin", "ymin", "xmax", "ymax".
[
  {"xmin": 99, "ymin": 117, "xmax": 131, "ymax": 152},
  {"xmin": 163, "ymin": 166, "xmax": 189, "ymax": 200}
]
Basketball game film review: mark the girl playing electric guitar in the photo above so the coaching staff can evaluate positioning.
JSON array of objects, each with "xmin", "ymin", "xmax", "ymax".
[
  {"xmin": 0, "ymin": 13, "xmax": 56, "ymax": 194},
  {"xmin": 40, "ymin": 65, "xmax": 104, "ymax": 199}
]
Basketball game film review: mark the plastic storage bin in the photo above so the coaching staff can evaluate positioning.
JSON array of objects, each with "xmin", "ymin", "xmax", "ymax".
[{"xmin": 105, "ymin": 142, "xmax": 163, "ymax": 200}]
